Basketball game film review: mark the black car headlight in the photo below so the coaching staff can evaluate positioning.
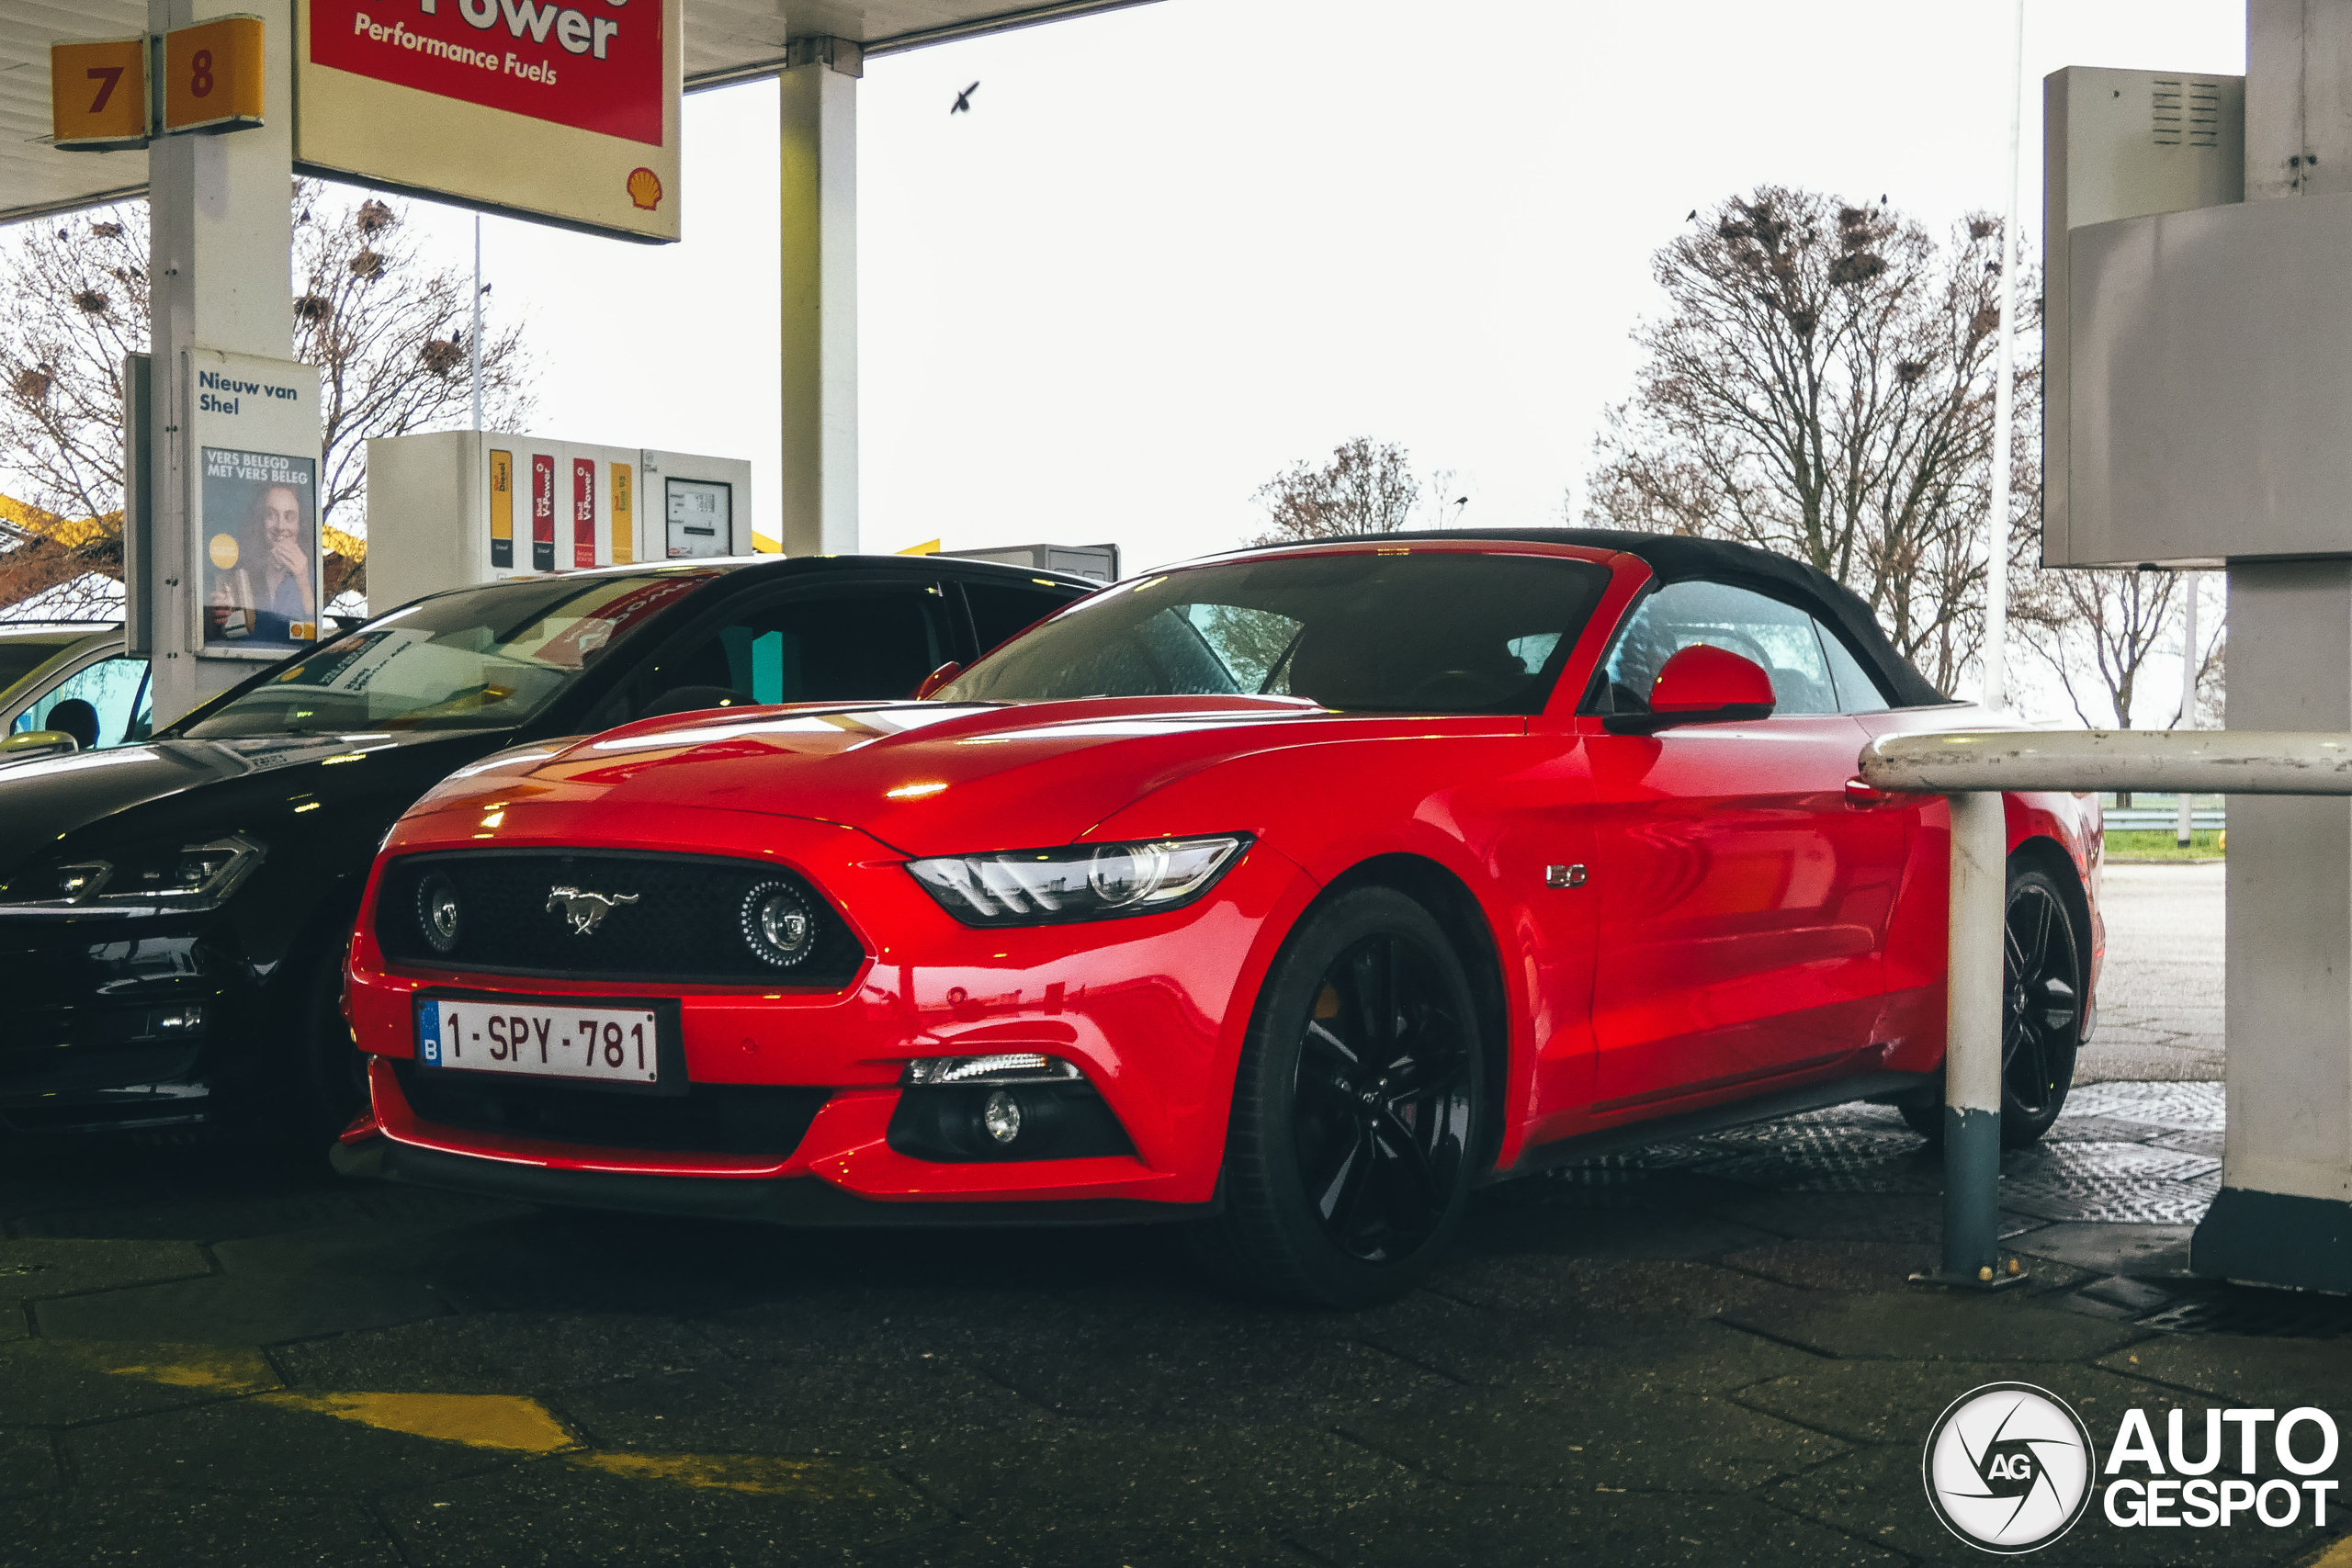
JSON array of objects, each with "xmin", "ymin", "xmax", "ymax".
[
  {"xmin": 0, "ymin": 834, "xmax": 267, "ymax": 916},
  {"xmin": 905, "ymin": 834, "xmax": 1250, "ymax": 926}
]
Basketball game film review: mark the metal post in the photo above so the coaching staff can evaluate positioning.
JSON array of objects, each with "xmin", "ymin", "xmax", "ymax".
[
  {"xmin": 2177, "ymin": 572, "xmax": 2199, "ymax": 846},
  {"xmin": 144, "ymin": 0, "xmax": 296, "ymax": 728},
  {"xmin": 1910, "ymin": 0, "xmax": 2030, "ymax": 1292},
  {"xmin": 469, "ymin": 215, "xmax": 483, "ymax": 434},
  {"xmin": 1979, "ymin": 0, "xmax": 2025, "ymax": 716},
  {"xmin": 779, "ymin": 37, "xmax": 862, "ymax": 558}
]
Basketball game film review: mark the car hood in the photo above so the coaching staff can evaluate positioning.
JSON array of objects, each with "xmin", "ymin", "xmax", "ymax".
[
  {"xmin": 0, "ymin": 728, "xmax": 507, "ymax": 878},
  {"xmin": 403, "ymin": 696, "xmax": 1487, "ymax": 854}
]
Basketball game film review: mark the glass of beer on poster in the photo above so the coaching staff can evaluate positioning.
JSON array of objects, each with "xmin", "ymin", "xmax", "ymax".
[{"xmin": 202, "ymin": 448, "xmax": 321, "ymax": 649}]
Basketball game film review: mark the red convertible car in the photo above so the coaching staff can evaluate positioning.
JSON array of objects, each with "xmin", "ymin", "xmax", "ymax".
[{"xmin": 336, "ymin": 531, "xmax": 2102, "ymax": 1305}]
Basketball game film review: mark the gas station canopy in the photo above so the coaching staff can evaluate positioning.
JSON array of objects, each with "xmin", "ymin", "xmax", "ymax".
[{"xmin": 0, "ymin": 0, "xmax": 1159, "ymax": 224}]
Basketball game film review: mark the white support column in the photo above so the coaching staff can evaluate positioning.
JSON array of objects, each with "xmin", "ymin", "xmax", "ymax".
[
  {"xmin": 2187, "ymin": 0, "xmax": 2352, "ymax": 1294},
  {"xmin": 144, "ymin": 0, "xmax": 295, "ymax": 728},
  {"xmin": 779, "ymin": 37, "xmax": 860, "ymax": 558},
  {"xmin": 2194, "ymin": 560, "xmax": 2352, "ymax": 1290}
]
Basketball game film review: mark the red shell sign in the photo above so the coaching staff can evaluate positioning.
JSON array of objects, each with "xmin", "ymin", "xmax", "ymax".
[{"xmin": 308, "ymin": 0, "xmax": 663, "ymax": 146}]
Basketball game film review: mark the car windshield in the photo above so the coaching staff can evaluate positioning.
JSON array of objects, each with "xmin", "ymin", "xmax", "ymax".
[
  {"xmin": 934, "ymin": 550, "xmax": 1611, "ymax": 715},
  {"xmin": 181, "ymin": 572, "xmax": 716, "ymax": 738}
]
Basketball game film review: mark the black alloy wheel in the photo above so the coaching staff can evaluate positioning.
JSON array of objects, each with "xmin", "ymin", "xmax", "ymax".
[
  {"xmin": 1999, "ymin": 868, "xmax": 2082, "ymax": 1140},
  {"xmin": 1192, "ymin": 886, "xmax": 1483, "ymax": 1307},
  {"xmin": 1900, "ymin": 863, "xmax": 2083, "ymax": 1148}
]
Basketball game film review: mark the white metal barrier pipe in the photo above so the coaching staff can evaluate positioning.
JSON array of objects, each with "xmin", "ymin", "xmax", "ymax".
[
  {"xmin": 1859, "ymin": 726, "xmax": 2352, "ymax": 1289},
  {"xmin": 1860, "ymin": 728, "xmax": 2352, "ymax": 795},
  {"xmin": 1940, "ymin": 792, "xmax": 2010, "ymax": 1283}
]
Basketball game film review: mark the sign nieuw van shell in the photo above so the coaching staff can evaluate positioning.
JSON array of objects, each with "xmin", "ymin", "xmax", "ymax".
[{"xmin": 294, "ymin": 0, "xmax": 681, "ymax": 243}]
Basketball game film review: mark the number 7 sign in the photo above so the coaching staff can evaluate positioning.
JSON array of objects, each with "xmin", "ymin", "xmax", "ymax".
[{"xmin": 50, "ymin": 36, "xmax": 151, "ymax": 152}]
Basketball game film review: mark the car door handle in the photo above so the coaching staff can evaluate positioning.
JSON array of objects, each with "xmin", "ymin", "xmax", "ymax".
[{"xmin": 1845, "ymin": 777, "xmax": 1896, "ymax": 808}]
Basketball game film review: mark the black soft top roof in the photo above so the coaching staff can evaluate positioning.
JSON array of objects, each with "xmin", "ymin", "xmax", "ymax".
[{"xmin": 1291, "ymin": 527, "xmax": 1950, "ymax": 709}]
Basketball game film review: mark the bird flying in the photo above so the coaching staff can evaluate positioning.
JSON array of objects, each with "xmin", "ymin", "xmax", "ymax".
[{"xmin": 951, "ymin": 82, "xmax": 979, "ymax": 114}]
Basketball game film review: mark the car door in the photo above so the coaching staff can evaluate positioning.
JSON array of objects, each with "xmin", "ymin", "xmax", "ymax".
[
  {"xmin": 9, "ymin": 651, "xmax": 152, "ymax": 750},
  {"xmin": 604, "ymin": 576, "xmax": 960, "ymax": 722},
  {"xmin": 1580, "ymin": 579, "xmax": 1909, "ymax": 1111}
]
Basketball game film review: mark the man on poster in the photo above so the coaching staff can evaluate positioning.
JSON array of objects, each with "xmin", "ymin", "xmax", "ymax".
[{"xmin": 202, "ymin": 447, "xmax": 321, "ymax": 648}]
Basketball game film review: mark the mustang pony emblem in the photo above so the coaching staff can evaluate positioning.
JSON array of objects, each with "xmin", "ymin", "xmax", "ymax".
[{"xmin": 546, "ymin": 886, "xmax": 639, "ymax": 935}]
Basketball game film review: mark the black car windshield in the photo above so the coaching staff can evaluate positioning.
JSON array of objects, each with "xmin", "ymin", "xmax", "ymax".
[
  {"xmin": 934, "ymin": 550, "xmax": 1611, "ymax": 715},
  {"xmin": 181, "ymin": 572, "xmax": 716, "ymax": 738}
]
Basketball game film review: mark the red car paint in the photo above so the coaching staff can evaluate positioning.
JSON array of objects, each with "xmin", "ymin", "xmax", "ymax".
[{"xmin": 340, "ymin": 540, "xmax": 2101, "ymax": 1211}]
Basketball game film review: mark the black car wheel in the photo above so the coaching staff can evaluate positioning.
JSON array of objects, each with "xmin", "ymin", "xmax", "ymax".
[
  {"xmin": 1193, "ymin": 886, "xmax": 1482, "ymax": 1307},
  {"xmin": 1901, "ymin": 862, "xmax": 2084, "ymax": 1148}
]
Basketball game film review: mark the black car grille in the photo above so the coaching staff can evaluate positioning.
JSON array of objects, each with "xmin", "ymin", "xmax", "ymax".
[
  {"xmin": 393, "ymin": 1062, "xmax": 829, "ymax": 1157},
  {"xmin": 374, "ymin": 850, "xmax": 865, "ymax": 987}
]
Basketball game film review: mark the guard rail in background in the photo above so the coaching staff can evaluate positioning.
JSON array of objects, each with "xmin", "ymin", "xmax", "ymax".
[{"xmin": 1855, "ymin": 728, "xmax": 2352, "ymax": 1290}]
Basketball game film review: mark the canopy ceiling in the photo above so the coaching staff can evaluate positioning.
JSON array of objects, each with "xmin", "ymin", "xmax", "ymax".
[{"xmin": 0, "ymin": 0, "xmax": 1160, "ymax": 223}]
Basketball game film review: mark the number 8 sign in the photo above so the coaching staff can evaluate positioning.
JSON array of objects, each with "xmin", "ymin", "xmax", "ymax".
[{"xmin": 163, "ymin": 15, "xmax": 265, "ymax": 135}]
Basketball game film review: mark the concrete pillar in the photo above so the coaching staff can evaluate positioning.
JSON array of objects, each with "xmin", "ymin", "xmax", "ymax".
[
  {"xmin": 2194, "ymin": 562, "xmax": 2352, "ymax": 1289},
  {"xmin": 779, "ymin": 38, "xmax": 860, "ymax": 558},
  {"xmin": 2190, "ymin": 0, "xmax": 2352, "ymax": 1290},
  {"xmin": 143, "ymin": 0, "xmax": 294, "ymax": 727}
]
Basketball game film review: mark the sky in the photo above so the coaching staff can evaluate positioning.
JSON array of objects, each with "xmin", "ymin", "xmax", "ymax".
[
  {"xmin": 6, "ymin": 0, "xmax": 2252, "ymax": 713},
  {"xmin": 388, "ymin": 0, "xmax": 2245, "ymax": 588}
]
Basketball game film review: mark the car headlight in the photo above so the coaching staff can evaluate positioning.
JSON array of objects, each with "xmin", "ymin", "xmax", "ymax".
[
  {"xmin": 0, "ymin": 834, "xmax": 267, "ymax": 916},
  {"xmin": 905, "ymin": 834, "xmax": 1250, "ymax": 926}
]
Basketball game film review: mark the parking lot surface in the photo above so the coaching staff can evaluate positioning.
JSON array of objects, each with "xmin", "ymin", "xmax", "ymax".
[
  {"xmin": 2082, "ymin": 863, "xmax": 2224, "ymax": 1083},
  {"xmin": 4, "ymin": 1065, "xmax": 2346, "ymax": 1568}
]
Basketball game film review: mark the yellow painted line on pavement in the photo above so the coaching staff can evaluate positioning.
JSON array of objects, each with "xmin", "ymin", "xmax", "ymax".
[
  {"xmin": 261, "ymin": 1391, "xmax": 575, "ymax": 1452},
  {"xmin": 2309, "ymin": 1536, "xmax": 2352, "ymax": 1568},
  {"xmin": 74, "ymin": 1344, "xmax": 279, "ymax": 1394},
  {"xmin": 569, "ymin": 1451, "xmax": 877, "ymax": 1498}
]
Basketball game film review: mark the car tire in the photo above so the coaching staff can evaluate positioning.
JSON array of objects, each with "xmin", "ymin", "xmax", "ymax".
[
  {"xmin": 1193, "ymin": 886, "xmax": 1485, "ymax": 1308},
  {"xmin": 1899, "ymin": 862, "xmax": 2086, "ymax": 1149}
]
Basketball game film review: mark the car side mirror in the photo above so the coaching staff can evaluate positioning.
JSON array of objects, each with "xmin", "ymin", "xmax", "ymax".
[
  {"xmin": 914, "ymin": 660, "xmax": 964, "ymax": 700},
  {"xmin": 1603, "ymin": 644, "xmax": 1777, "ymax": 735},
  {"xmin": 0, "ymin": 729, "xmax": 81, "ymax": 764}
]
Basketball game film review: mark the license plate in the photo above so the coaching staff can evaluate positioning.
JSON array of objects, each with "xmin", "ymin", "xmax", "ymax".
[{"xmin": 416, "ymin": 997, "xmax": 662, "ymax": 1086}]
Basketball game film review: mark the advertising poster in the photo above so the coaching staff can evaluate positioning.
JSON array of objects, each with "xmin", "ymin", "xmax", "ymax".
[
  {"xmin": 294, "ymin": 0, "xmax": 683, "ymax": 243},
  {"xmin": 200, "ymin": 447, "xmax": 321, "ymax": 649},
  {"xmin": 186, "ymin": 349, "xmax": 323, "ymax": 660}
]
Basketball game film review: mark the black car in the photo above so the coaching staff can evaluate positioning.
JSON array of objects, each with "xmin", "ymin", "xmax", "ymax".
[{"xmin": 0, "ymin": 555, "xmax": 1096, "ymax": 1139}]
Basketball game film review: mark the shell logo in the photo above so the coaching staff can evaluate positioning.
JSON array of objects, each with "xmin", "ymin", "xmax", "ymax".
[{"xmin": 626, "ymin": 167, "xmax": 663, "ymax": 211}]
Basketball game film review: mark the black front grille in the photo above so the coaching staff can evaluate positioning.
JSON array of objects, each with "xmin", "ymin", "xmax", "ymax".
[
  {"xmin": 394, "ymin": 1061, "xmax": 830, "ymax": 1157},
  {"xmin": 375, "ymin": 850, "xmax": 865, "ymax": 986}
]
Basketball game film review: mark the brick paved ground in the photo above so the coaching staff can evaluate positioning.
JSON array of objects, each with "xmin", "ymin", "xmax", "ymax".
[{"xmin": 1, "ymin": 1077, "xmax": 2345, "ymax": 1567}]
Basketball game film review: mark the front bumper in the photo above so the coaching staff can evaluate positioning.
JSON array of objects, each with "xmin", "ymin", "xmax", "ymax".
[
  {"xmin": 343, "ymin": 799, "xmax": 1315, "ymax": 1212},
  {"xmin": 330, "ymin": 1132, "xmax": 1216, "ymax": 1226},
  {"xmin": 0, "ymin": 913, "xmax": 265, "ymax": 1133}
]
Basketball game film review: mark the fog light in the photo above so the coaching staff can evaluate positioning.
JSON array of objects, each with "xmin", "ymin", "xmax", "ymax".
[
  {"xmin": 416, "ymin": 871, "xmax": 461, "ymax": 954},
  {"xmin": 980, "ymin": 1089, "xmax": 1023, "ymax": 1145},
  {"xmin": 154, "ymin": 1005, "xmax": 204, "ymax": 1033}
]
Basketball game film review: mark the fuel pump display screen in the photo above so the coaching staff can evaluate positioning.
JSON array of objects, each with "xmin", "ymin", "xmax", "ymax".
[{"xmin": 665, "ymin": 479, "xmax": 732, "ymax": 559}]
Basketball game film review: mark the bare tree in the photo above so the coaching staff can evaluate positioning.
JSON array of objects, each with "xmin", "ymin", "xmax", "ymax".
[
  {"xmin": 1584, "ymin": 187, "xmax": 2039, "ymax": 694},
  {"xmin": 0, "ymin": 181, "xmax": 534, "ymax": 615},
  {"xmin": 2016, "ymin": 568, "xmax": 2179, "ymax": 730},
  {"xmin": 1251, "ymin": 437, "xmax": 1424, "ymax": 545}
]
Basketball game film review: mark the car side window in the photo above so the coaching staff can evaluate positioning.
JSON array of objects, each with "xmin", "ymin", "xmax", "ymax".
[
  {"xmin": 963, "ymin": 581, "xmax": 1082, "ymax": 658},
  {"xmin": 625, "ymin": 583, "xmax": 953, "ymax": 719},
  {"xmin": 1600, "ymin": 580, "xmax": 1838, "ymax": 716},
  {"xmin": 1815, "ymin": 622, "xmax": 1893, "ymax": 713},
  {"xmin": 12, "ymin": 656, "xmax": 150, "ymax": 749}
]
